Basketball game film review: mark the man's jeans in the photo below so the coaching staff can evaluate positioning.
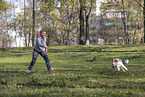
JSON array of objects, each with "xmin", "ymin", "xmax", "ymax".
[{"xmin": 28, "ymin": 50, "xmax": 51, "ymax": 70}]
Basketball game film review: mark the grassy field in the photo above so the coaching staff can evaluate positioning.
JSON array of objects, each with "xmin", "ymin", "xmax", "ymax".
[{"xmin": 0, "ymin": 45, "xmax": 145, "ymax": 97}]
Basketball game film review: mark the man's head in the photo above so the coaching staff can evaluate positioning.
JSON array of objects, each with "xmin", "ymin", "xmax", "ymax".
[{"xmin": 40, "ymin": 30, "xmax": 46, "ymax": 37}]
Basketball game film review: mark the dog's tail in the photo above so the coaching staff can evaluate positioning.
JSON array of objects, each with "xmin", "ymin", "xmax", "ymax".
[{"xmin": 123, "ymin": 59, "xmax": 129, "ymax": 64}]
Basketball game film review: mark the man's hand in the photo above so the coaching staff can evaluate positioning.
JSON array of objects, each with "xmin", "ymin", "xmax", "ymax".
[
  {"xmin": 44, "ymin": 46, "xmax": 48, "ymax": 49},
  {"xmin": 46, "ymin": 49, "xmax": 48, "ymax": 52},
  {"xmin": 44, "ymin": 46, "xmax": 48, "ymax": 52}
]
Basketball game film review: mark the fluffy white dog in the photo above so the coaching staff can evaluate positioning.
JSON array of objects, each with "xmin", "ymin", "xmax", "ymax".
[{"xmin": 112, "ymin": 58, "xmax": 129, "ymax": 72}]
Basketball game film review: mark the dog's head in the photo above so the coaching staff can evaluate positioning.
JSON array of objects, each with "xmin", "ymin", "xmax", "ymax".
[{"xmin": 112, "ymin": 58, "xmax": 119, "ymax": 68}]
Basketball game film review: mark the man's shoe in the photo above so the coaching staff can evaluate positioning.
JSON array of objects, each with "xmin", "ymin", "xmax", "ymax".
[
  {"xmin": 25, "ymin": 69, "xmax": 31, "ymax": 73},
  {"xmin": 48, "ymin": 69, "xmax": 55, "ymax": 72}
]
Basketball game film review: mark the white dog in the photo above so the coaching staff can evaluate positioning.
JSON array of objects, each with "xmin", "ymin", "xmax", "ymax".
[{"xmin": 112, "ymin": 58, "xmax": 129, "ymax": 72}]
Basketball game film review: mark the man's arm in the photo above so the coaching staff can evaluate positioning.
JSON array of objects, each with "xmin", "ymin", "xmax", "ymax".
[
  {"xmin": 37, "ymin": 37, "xmax": 48, "ymax": 49},
  {"xmin": 43, "ymin": 37, "xmax": 48, "ymax": 49}
]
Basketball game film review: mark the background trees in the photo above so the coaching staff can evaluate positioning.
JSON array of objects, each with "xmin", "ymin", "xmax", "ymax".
[
  {"xmin": 0, "ymin": 0, "xmax": 144, "ymax": 48},
  {"xmin": 79, "ymin": 0, "xmax": 96, "ymax": 45},
  {"xmin": 134, "ymin": 0, "xmax": 144, "ymax": 43},
  {"xmin": 99, "ymin": 0, "xmax": 144, "ymax": 45},
  {"xmin": 0, "ymin": 0, "xmax": 12, "ymax": 48},
  {"xmin": 0, "ymin": 0, "xmax": 11, "ymax": 13}
]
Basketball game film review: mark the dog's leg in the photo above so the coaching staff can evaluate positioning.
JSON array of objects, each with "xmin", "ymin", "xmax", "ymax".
[
  {"xmin": 120, "ymin": 62, "xmax": 128, "ymax": 71},
  {"xmin": 121, "ymin": 67, "xmax": 125, "ymax": 72},
  {"xmin": 117, "ymin": 66, "xmax": 120, "ymax": 71},
  {"xmin": 122, "ymin": 64, "xmax": 128, "ymax": 71}
]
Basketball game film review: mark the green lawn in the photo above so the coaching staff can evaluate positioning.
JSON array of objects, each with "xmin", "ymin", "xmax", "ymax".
[{"xmin": 0, "ymin": 45, "xmax": 145, "ymax": 97}]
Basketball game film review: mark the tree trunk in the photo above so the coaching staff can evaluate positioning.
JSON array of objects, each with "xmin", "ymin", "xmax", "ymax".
[
  {"xmin": 79, "ymin": 0, "xmax": 85, "ymax": 45},
  {"xmin": 121, "ymin": 0, "xmax": 128, "ymax": 44},
  {"xmin": 13, "ymin": 3, "xmax": 17, "ymax": 47},
  {"xmin": 19, "ymin": 37, "xmax": 22, "ymax": 47},
  {"xmin": 54, "ymin": 30, "xmax": 61, "ymax": 45},
  {"xmin": 32, "ymin": 0, "xmax": 35, "ymax": 46},
  {"xmin": 24, "ymin": 0, "xmax": 27, "ymax": 47},
  {"xmin": 85, "ymin": 0, "xmax": 92, "ymax": 45},
  {"xmin": 2, "ymin": 37, "xmax": 4, "ymax": 48},
  {"xmin": 28, "ymin": 30, "xmax": 31, "ymax": 47},
  {"xmin": 143, "ymin": 0, "xmax": 145, "ymax": 43},
  {"xmin": 86, "ymin": 17, "xmax": 89, "ymax": 45},
  {"xmin": 47, "ymin": 34, "xmax": 50, "ymax": 46},
  {"xmin": 14, "ymin": 36, "xmax": 17, "ymax": 47},
  {"xmin": 66, "ymin": 29, "xmax": 70, "ymax": 45}
]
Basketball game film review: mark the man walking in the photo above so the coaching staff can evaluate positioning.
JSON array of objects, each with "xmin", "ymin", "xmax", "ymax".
[{"xmin": 25, "ymin": 30, "xmax": 55, "ymax": 73}]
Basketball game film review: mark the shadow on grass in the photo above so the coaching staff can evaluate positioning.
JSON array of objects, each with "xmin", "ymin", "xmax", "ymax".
[
  {"xmin": 0, "ymin": 45, "xmax": 144, "ymax": 54},
  {"xmin": 17, "ymin": 79, "xmax": 66, "ymax": 88},
  {"xmin": 1, "ymin": 45, "xmax": 144, "ymax": 60},
  {"xmin": 0, "ymin": 47, "xmax": 32, "ymax": 51},
  {"xmin": 0, "ymin": 47, "xmax": 32, "ymax": 57},
  {"xmin": 15, "ymin": 73, "xmax": 145, "ymax": 92},
  {"xmin": 48, "ymin": 48, "xmax": 145, "ymax": 53},
  {"xmin": 0, "ymin": 53, "xmax": 30, "ymax": 58},
  {"xmin": 46, "ymin": 44, "xmax": 145, "ymax": 53}
]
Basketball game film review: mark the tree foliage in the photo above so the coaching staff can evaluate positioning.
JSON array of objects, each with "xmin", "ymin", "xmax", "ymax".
[
  {"xmin": 0, "ymin": 0, "xmax": 144, "ymax": 48},
  {"xmin": 99, "ymin": 0, "xmax": 144, "ymax": 44},
  {"xmin": 0, "ymin": 0, "xmax": 12, "ymax": 13}
]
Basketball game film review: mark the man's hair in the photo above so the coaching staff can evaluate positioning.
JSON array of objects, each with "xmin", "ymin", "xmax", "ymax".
[{"xmin": 40, "ymin": 30, "xmax": 45, "ymax": 34}]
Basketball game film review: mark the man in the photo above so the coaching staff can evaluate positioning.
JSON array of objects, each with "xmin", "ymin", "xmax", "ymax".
[{"xmin": 25, "ymin": 30, "xmax": 55, "ymax": 73}]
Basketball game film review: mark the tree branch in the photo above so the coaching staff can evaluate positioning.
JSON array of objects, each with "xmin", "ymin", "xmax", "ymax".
[{"xmin": 135, "ymin": 0, "xmax": 144, "ymax": 8}]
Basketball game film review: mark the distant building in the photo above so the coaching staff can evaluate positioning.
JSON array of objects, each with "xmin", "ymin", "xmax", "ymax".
[
  {"xmin": 94, "ymin": 0, "xmax": 125, "ymax": 45},
  {"xmin": 98, "ymin": 0, "xmax": 132, "ymax": 44}
]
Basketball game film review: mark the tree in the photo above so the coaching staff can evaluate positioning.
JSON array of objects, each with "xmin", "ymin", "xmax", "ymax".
[
  {"xmin": 99, "ymin": 0, "xmax": 144, "ymax": 45},
  {"xmin": 39, "ymin": 0, "xmax": 79, "ymax": 45},
  {"xmin": 32, "ymin": 0, "xmax": 35, "ymax": 46},
  {"xmin": 37, "ymin": 0, "xmax": 60, "ymax": 45},
  {"xmin": 0, "ymin": 13, "xmax": 14, "ymax": 48},
  {"xmin": 0, "ymin": 0, "xmax": 12, "ymax": 13},
  {"xmin": 53, "ymin": 0, "xmax": 79, "ymax": 45},
  {"xmin": 84, "ymin": 0, "xmax": 94, "ymax": 45},
  {"xmin": 79, "ymin": 0, "xmax": 95, "ymax": 45},
  {"xmin": 126, "ymin": 0, "xmax": 143, "ymax": 44},
  {"xmin": 134, "ymin": 0, "xmax": 145, "ymax": 43},
  {"xmin": 79, "ymin": 0, "xmax": 85, "ymax": 45},
  {"xmin": 24, "ymin": 0, "xmax": 27, "ymax": 47},
  {"xmin": 0, "ymin": 0, "xmax": 12, "ymax": 48},
  {"xmin": 121, "ymin": 0, "xmax": 129, "ymax": 44},
  {"xmin": 99, "ymin": 1, "xmax": 121, "ymax": 44}
]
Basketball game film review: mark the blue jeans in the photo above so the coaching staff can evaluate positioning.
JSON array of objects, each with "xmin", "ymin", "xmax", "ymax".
[{"xmin": 28, "ymin": 50, "xmax": 51, "ymax": 70}]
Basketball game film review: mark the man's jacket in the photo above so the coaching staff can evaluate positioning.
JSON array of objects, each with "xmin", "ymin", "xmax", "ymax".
[{"xmin": 34, "ymin": 34, "xmax": 47, "ymax": 52}]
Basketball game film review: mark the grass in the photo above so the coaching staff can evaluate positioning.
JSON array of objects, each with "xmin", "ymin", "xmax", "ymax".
[{"xmin": 0, "ymin": 44, "xmax": 145, "ymax": 97}]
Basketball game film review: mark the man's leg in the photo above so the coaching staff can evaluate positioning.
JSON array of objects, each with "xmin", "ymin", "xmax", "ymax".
[
  {"xmin": 40, "ymin": 51, "xmax": 51, "ymax": 70},
  {"xmin": 28, "ymin": 50, "xmax": 39, "ymax": 70}
]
